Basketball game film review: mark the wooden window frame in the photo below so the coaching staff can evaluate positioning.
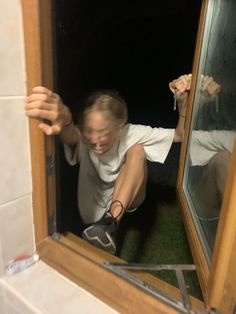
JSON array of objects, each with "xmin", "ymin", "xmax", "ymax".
[
  {"xmin": 176, "ymin": 0, "xmax": 236, "ymax": 311},
  {"xmin": 22, "ymin": 0, "xmax": 236, "ymax": 313}
]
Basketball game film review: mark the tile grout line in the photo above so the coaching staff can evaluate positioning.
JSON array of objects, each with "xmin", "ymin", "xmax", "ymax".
[
  {"xmin": 0, "ymin": 96, "xmax": 26, "ymax": 100},
  {"xmin": 0, "ymin": 193, "xmax": 33, "ymax": 208}
]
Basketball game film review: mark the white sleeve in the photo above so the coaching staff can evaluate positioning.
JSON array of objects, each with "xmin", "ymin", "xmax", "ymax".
[
  {"xmin": 190, "ymin": 130, "xmax": 236, "ymax": 166},
  {"xmin": 63, "ymin": 129, "xmax": 83, "ymax": 166},
  {"xmin": 122, "ymin": 124, "xmax": 175, "ymax": 163},
  {"xmin": 63, "ymin": 143, "xmax": 79, "ymax": 166}
]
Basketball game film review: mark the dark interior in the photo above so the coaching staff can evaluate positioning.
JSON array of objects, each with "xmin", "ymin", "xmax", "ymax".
[{"xmin": 52, "ymin": 0, "xmax": 202, "ymax": 247}]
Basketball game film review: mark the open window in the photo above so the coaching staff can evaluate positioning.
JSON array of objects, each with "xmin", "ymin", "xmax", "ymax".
[
  {"xmin": 22, "ymin": 0, "xmax": 236, "ymax": 313},
  {"xmin": 177, "ymin": 0, "xmax": 236, "ymax": 310}
]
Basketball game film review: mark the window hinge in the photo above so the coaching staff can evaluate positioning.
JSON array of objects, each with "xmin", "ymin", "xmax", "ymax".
[{"xmin": 46, "ymin": 154, "xmax": 55, "ymax": 176}]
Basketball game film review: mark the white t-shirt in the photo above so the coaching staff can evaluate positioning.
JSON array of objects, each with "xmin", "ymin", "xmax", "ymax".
[
  {"xmin": 190, "ymin": 130, "xmax": 235, "ymax": 166},
  {"xmin": 64, "ymin": 123, "xmax": 175, "ymax": 224}
]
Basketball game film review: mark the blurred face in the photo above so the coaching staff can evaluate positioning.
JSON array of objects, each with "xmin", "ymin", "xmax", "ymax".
[{"xmin": 83, "ymin": 111, "xmax": 119, "ymax": 154}]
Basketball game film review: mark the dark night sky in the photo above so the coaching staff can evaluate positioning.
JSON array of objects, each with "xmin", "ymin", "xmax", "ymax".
[
  {"xmin": 53, "ymin": 0, "xmax": 202, "ymax": 127},
  {"xmin": 52, "ymin": 1, "xmax": 202, "ymax": 233}
]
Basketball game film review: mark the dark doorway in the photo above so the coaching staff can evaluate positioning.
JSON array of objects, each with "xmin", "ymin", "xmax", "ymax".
[{"xmin": 52, "ymin": 0, "xmax": 202, "ymax": 238}]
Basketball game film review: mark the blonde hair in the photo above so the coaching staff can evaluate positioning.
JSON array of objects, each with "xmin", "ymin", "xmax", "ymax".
[{"xmin": 78, "ymin": 90, "xmax": 128, "ymax": 131}]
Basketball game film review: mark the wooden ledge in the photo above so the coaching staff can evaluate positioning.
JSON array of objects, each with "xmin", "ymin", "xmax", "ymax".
[{"xmin": 37, "ymin": 235, "xmax": 205, "ymax": 313}]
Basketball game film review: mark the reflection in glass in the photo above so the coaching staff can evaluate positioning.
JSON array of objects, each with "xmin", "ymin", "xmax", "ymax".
[{"xmin": 183, "ymin": 0, "xmax": 236, "ymax": 261}]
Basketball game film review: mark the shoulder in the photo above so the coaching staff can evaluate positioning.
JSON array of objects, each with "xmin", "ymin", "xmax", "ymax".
[
  {"xmin": 123, "ymin": 123, "xmax": 171, "ymax": 138},
  {"xmin": 119, "ymin": 123, "xmax": 156, "ymax": 148},
  {"xmin": 123, "ymin": 123, "xmax": 153, "ymax": 134}
]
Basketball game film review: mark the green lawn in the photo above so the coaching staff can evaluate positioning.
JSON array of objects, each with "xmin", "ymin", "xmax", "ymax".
[{"xmin": 116, "ymin": 183, "xmax": 203, "ymax": 300}]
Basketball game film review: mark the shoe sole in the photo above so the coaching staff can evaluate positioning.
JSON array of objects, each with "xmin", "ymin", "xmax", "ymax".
[{"xmin": 82, "ymin": 226, "xmax": 116, "ymax": 254}]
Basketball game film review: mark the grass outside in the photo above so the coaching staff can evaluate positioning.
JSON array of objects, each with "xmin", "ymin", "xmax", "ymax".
[{"xmin": 117, "ymin": 183, "xmax": 203, "ymax": 300}]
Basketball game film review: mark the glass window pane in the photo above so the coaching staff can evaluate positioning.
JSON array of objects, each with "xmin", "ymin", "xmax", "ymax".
[{"xmin": 183, "ymin": 0, "xmax": 236, "ymax": 261}]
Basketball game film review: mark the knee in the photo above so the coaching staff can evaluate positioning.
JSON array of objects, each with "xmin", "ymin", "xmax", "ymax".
[
  {"xmin": 217, "ymin": 150, "xmax": 231, "ymax": 163},
  {"xmin": 211, "ymin": 150, "xmax": 231, "ymax": 170},
  {"xmin": 208, "ymin": 151, "xmax": 231, "ymax": 187}
]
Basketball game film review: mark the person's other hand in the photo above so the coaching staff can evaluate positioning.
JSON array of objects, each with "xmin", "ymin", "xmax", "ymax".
[
  {"xmin": 25, "ymin": 86, "xmax": 72, "ymax": 135},
  {"xmin": 201, "ymin": 75, "xmax": 221, "ymax": 100},
  {"xmin": 169, "ymin": 74, "xmax": 191, "ymax": 103}
]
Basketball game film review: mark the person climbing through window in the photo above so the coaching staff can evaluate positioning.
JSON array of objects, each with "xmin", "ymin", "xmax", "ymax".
[{"xmin": 25, "ymin": 74, "xmax": 196, "ymax": 254}]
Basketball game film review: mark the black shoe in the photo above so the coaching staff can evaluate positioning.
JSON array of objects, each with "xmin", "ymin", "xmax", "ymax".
[{"xmin": 82, "ymin": 216, "xmax": 118, "ymax": 254}]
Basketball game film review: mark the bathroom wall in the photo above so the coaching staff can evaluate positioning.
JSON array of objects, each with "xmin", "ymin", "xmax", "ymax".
[
  {"xmin": 0, "ymin": 1, "xmax": 116, "ymax": 312},
  {"xmin": 0, "ymin": 0, "xmax": 34, "ymax": 278}
]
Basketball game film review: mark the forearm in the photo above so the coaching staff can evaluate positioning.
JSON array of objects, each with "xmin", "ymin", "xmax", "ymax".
[
  {"xmin": 55, "ymin": 104, "xmax": 80, "ymax": 146},
  {"xmin": 173, "ymin": 98, "xmax": 187, "ymax": 142},
  {"xmin": 58, "ymin": 120, "xmax": 80, "ymax": 146}
]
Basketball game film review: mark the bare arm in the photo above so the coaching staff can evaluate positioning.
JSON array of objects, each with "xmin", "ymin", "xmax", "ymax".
[
  {"xmin": 58, "ymin": 120, "xmax": 80, "ymax": 146},
  {"xmin": 174, "ymin": 97, "xmax": 188, "ymax": 142},
  {"xmin": 169, "ymin": 74, "xmax": 191, "ymax": 142},
  {"xmin": 25, "ymin": 86, "xmax": 80, "ymax": 146},
  {"xmin": 168, "ymin": 74, "xmax": 221, "ymax": 142}
]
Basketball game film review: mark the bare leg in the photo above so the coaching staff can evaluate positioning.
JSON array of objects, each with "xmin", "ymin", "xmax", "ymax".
[
  {"xmin": 109, "ymin": 144, "xmax": 147, "ymax": 220},
  {"xmin": 82, "ymin": 144, "xmax": 147, "ymax": 254},
  {"xmin": 194, "ymin": 150, "xmax": 231, "ymax": 250},
  {"xmin": 196, "ymin": 150, "xmax": 231, "ymax": 218},
  {"xmin": 214, "ymin": 150, "xmax": 231, "ymax": 196}
]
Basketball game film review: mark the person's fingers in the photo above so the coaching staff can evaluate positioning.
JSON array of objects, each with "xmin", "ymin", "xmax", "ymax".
[
  {"xmin": 186, "ymin": 74, "xmax": 192, "ymax": 90},
  {"xmin": 169, "ymin": 74, "xmax": 191, "ymax": 95},
  {"xmin": 169, "ymin": 80, "xmax": 177, "ymax": 93},
  {"xmin": 175, "ymin": 76, "xmax": 191, "ymax": 94},
  {"xmin": 38, "ymin": 122, "xmax": 61, "ymax": 135},
  {"xmin": 25, "ymin": 108, "xmax": 57, "ymax": 121},
  {"xmin": 32, "ymin": 86, "xmax": 56, "ymax": 96},
  {"xmin": 180, "ymin": 75, "xmax": 191, "ymax": 89},
  {"xmin": 201, "ymin": 76, "xmax": 221, "ymax": 97},
  {"xmin": 26, "ymin": 92, "xmax": 59, "ymax": 105},
  {"xmin": 24, "ymin": 100, "xmax": 57, "ymax": 112},
  {"xmin": 207, "ymin": 81, "xmax": 221, "ymax": 95},
  {"xmin": 38, "ymin": 123, "xmax": 52, "ymax": 135},
  {"xmin": 201, "ymin": 76, "xmax": 213, "ymax": 91}
]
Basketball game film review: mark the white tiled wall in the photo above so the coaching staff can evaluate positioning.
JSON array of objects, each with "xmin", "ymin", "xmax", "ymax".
[
  {"xmin": 0, "ymin": 196, "xmax": 34, "ymax": 270},
  {"xmin": 0, "ymin": 98, "xmax": 32, "ymax": 205},
  {"xmin": 0, "ymin": 261, "xmax": 117, "ymax": 314},
  {"xmin": 0, "ymin": 278, "xmax": 40, "ymax": 314},
  {"xmin": 0, "ymin": 1, "xmax": 116, "ymax": 313},
  {"xmin": 0, "ymin": 0, "xmax": 26, "ymax": 95},
  {"xmin": 0, "ymin": 0, "xmax": 34, "ymax": 275}
]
